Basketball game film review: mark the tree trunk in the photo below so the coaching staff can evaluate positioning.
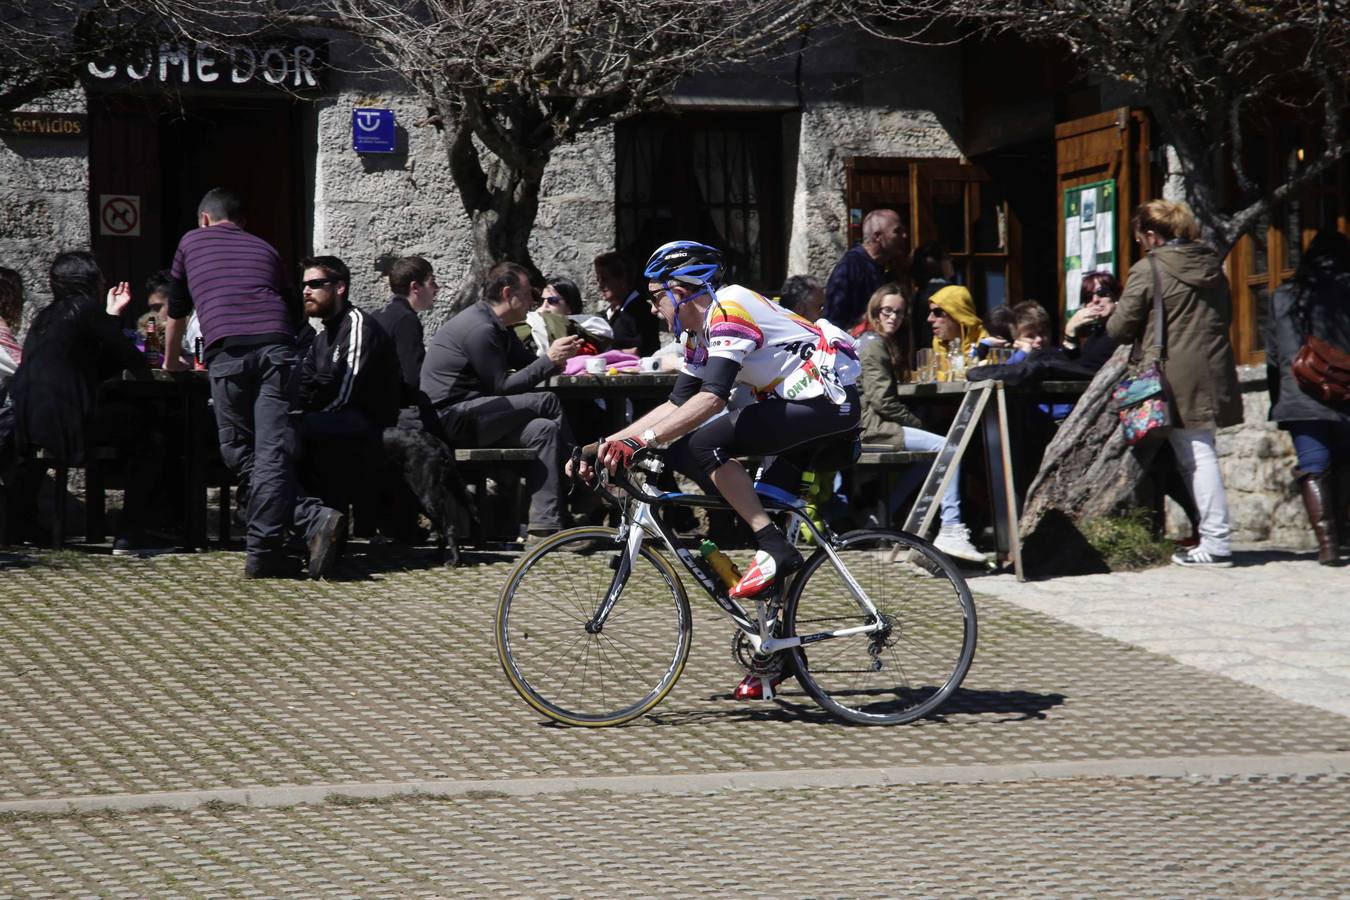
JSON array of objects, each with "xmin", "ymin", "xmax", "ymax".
[
  {"xmin": 1017, "ymin": 344, "xmax": 1164, "ymax": 575},
  {"xmin": 441, "ymin": 109, "xmax": 551, "ymax": 311}
]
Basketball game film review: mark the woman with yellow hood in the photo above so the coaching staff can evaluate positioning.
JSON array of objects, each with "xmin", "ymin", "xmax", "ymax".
[{"xmin": 927, "ymin": 285, "xmax": 988, "ymax": 357}]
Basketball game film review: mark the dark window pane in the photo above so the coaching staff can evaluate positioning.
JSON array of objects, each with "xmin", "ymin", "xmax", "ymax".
[
  {"xmin": 971, "ymin": 182, "xmax": 1006, "ymax": 253},
  {"xmin": 933, "ymin": 181, "xmax": 966, "ymax": 253},
  {"xmin": 615, "ymin": 112, "xmax": 784, "ymax": 293},
  {"xmin": 972, "ymin": 260, "xmax": 1005, "ymax": 315},
  {"xmin": 1284, "ymin": 200, "xmax": 1302, "ymax": 272},
  {"xmin": 1253, "ymin": 285, "xmax": 1270, "ymax": 352},
  {"xmin": 1252, "ymin": 213, "xmax": 1269, "ymax": 276}
]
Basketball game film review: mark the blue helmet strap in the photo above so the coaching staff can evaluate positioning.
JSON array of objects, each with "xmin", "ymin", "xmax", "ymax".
[{"xmin": 664, "ymin": 281, "xmax": 715, "ymax": 337}]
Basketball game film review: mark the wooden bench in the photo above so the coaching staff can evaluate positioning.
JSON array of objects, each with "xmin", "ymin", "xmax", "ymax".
[
  {"xmin": 452, "ymin": 448, "xmax": 537, "ymax": 541},
  {"xmin": 0, "ymin": 447, "xmax": 117, "ymax": 549},
  {"xmin": 856, "ymin": 448, "xmax": 938, "ymax": 469},
  {"xmin": 852, "ymin": 446, "xmax": 939, "ymax": 528}
]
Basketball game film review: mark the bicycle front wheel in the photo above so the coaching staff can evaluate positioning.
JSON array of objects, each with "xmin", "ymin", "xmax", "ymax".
[
  {"xmin": 784, "ymin": 528, "xmax": 977, "ymax": 725},
  {"xmin": 495, "ymin": 527, "xmax": 692, "ymax": 726}
]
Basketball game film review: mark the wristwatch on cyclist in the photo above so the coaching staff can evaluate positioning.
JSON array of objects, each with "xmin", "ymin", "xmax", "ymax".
[{"xmin": 641, "ymin": 428, "xmax": 668, "ymax": 450}]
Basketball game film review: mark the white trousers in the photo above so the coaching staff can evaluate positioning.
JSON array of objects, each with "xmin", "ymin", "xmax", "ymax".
[{"xmin": 1167, "ymin": 427, "xmax": 1232, "ymax": 556}]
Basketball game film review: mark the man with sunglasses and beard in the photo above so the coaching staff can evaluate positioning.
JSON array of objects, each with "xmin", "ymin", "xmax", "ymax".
[{"xmin": 164, "ymin": 188, "xmax": 346, "ymax": 579}]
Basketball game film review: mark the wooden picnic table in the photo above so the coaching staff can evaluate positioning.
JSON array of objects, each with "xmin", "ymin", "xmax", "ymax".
[{"xmin": 107, "ymin": 368, "xmax": 221, "ymax": 550}]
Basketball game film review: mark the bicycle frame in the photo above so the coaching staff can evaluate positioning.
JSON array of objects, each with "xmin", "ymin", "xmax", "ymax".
[{"xmin": 586, "ymin": 465, "xmax": 888, "ymax": 657}]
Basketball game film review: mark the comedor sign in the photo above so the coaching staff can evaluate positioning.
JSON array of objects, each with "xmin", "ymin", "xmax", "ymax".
[{"xmin": 86, "ymin": 41, "xmax": 324, "ymax": 90}]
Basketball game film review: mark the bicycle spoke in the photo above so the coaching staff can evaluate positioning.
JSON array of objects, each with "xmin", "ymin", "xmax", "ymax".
[
  {"xmin": 497, "ymin": 532, "xmax": 691, "ymax": 726},
  {"xmin": 786, "ymin": 530, "xmax": 976, "ymax": 725}
]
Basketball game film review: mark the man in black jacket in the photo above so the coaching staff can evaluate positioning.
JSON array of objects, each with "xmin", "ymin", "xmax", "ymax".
[
  {"xmin": 375, "ymin": 255, "xmax": 437, "ymax": 399},
  {"xmin": 421, "ymin": 262, "xmax": 582, "ymax": 538},
  {"xmin": 298, "ymin": 255, "xmax": 401, "ymax": 522}
]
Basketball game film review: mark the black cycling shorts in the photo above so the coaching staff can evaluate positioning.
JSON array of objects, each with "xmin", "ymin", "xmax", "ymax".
[{"xmin": 663, "ymin": 385, "xmax": 860, "ymax": 493}]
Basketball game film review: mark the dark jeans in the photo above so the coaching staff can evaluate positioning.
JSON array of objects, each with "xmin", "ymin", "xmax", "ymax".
[
  {"xmin": 1287, "ymin": 420, "xmax": 1350, "ymax": 475},
  {"xmin": 299, "ymin": 409, "xmax": 383, "ymax": 529},
  {"xmin": 207, "ymin": 343, "xmax": 327, "ymax": 557},
  {"xmin": 441, "ymin": 392, "xmax": 573, "ymax": 531}
]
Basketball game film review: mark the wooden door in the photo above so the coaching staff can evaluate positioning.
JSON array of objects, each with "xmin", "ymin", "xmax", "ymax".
[
  {"xmin": 845, "ymin": 156, "xmax": 1023, "ymax": 320},
  {"xmin": 90, "ymin": 95, "xmax": 304, "ymax": 319},
  {"xmin": 159, "ymin": 102, "xmax": 299, "ymax": 270},
  {"xmin": 88, "ymin": 95, "xmax": 164, "ymax": 306},
  {"xmin": 1054, "ymin": 108, "xmax": 1152, "ymax": 315}
]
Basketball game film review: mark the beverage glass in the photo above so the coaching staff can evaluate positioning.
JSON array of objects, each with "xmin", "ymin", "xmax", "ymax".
[{"xmin": 914, "ymin": 349, "xmax": 934, "ymax": 383}]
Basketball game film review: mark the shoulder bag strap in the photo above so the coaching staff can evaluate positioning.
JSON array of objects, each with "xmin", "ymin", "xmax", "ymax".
[{"xmin": 1148, "ymin": 252, "xmax": 1168, "ymax": 362}]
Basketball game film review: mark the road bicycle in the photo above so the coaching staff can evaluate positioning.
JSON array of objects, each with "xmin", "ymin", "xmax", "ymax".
[{"xmin": 495, "ymin": 445, "xmax": 977, "ymax": 726}]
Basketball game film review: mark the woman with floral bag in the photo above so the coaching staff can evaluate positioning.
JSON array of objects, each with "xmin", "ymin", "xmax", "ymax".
[{"xmin": 1107, "ymin": 200, "xmax": 1243, "ymax": 568}]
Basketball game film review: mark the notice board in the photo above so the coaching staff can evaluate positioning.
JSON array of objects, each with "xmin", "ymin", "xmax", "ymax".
[{"xmin": 1063, "ymin": 178, "xmax": 1117, "ymax": 313}]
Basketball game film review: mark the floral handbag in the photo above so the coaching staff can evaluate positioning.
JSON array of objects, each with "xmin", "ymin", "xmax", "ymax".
[{"xmin": 1111, "ymin": 254, "xmax": 1172, "ymax": 446}]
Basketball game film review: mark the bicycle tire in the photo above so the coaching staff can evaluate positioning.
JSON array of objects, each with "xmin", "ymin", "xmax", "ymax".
[
  {"xmin": 495, "ymin": 526, "xmax": 692, "ymax": 727},
  {"xmin": 783, "ymin": 528, "xmax": 977, "ymax": 725}
]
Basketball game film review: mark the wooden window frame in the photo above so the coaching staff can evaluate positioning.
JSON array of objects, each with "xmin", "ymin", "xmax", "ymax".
[
  {"xmin": 1226, "ymin": 129, "xmax": 1349, "ymax": 367},
  {"xmin": 845, "ymin": 156, "xmax": 1021, "ymax": 313}
]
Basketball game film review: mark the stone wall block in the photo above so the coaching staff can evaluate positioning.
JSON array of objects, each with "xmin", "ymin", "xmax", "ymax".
[{"xmin": 0, "ymin": 92, "xmax": 91, "ymax": 334}]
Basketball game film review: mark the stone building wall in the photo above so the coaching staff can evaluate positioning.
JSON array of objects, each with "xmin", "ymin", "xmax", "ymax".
[
  {"xmin": 0, "ymin": 90, "xmax": 91, "ymax": 333},
  {"xmin": 312, "ymin": 65, "xmax": 614, "ymax": 335}
]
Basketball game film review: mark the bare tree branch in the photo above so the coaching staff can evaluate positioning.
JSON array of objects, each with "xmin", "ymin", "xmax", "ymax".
[
  {"xmin": 856, "ymin": 0, "xmax": 1350, "ymax": 255},
  {"xmin": 123, "ymin": 0, "xmax": 843, "ymax": 304}
]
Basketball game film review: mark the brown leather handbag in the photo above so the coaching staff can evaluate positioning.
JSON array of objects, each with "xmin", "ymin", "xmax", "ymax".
[{"xmin": 1292, "ymin": 334, "xmax": 1350, "ymax": 405}]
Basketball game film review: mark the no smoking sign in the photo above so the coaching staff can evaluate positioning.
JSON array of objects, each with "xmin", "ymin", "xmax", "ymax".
[{"xmin": 99, "ymin": 194, "xmax": 140, "ymax": 237}]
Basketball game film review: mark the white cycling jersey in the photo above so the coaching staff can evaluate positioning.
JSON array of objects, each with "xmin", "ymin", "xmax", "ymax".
[{"xmin": 679, "ymin": 284, "xmax": 860, "ymax": 403}]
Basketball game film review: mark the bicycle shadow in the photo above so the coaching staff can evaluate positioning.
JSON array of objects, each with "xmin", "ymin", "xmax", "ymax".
[
  {"xmin": 618, "ymin": 688, "xmax": 1066, "ymax": 728},
  {"xmin": 324, "ymin": 545, "xmax": 519, "ymax": 581}
]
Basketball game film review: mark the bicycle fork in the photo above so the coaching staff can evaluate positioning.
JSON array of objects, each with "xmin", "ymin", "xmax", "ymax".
[{"xmin": 585, "ymin": 504, "xmax": 652, "ymax": 634}]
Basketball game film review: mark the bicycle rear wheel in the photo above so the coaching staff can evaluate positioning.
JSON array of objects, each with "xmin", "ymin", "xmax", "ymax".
[
  {"xmin": 784, "ymin": 528, "xmax": 976, "ymax": 725},
  {"xmin": 495, "ymin": 527, "xmax": 692, "ymax": 726}
]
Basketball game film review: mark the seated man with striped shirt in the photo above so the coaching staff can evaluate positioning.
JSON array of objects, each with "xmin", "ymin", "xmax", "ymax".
[{"xmin": 164, "ymin": 188, "xmax": 346, "ymax": 579}]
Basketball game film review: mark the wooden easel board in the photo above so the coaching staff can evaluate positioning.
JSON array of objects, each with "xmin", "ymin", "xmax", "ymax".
[{"xmin": 901, "ymin": 381, "xmax": 1024, "ymax": 580}]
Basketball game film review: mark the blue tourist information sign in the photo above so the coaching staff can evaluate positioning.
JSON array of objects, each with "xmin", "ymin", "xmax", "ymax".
[{"xmin": 352, "ymin": 108, "xmax": 395, "ymax": 154}]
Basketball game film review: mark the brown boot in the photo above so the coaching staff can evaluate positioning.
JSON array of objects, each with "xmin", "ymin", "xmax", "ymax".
[
  {"xmin": 1336, "ymin": 463, "xmax": 1350, "ymax": 552},
  {"xmin": 1298, "ymin": 471, "xmax": 1341, "ymax": 566}
]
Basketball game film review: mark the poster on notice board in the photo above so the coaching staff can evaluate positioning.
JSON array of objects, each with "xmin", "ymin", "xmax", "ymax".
[{"xmin": 1063, "ymin": 179, "xmax": 1116, "ymax": 313}]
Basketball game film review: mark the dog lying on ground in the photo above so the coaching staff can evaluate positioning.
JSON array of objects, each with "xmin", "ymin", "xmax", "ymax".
[{"xmin": 380, "ymin": 425, "xmax": 474, "ymax": 566}]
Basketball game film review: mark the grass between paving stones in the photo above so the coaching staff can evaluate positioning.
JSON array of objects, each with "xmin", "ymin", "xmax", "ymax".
[{"xmin": 1080, "ymin": 508, "xmax": 1175, "ymax": 571}]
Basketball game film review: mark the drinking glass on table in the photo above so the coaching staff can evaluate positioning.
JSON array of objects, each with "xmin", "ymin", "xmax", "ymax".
[{"xmin": 915, "ymin": 348, "xmax": 934, "ymax": 383}]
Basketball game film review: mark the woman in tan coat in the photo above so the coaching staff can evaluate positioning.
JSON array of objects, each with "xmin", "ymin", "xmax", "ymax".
[{"xmin": 1107, "ymin": 200, "xmax": 1243, "ymax": 567}]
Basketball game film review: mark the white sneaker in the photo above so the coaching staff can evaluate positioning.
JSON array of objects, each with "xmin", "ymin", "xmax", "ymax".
[
  {"xmin": 1170, "ymin": 547, "xmax": 1233, "ymax": 568},
  {"xmin": 934, "ymin": 523, "xmax": 986, "ymax": 565}
]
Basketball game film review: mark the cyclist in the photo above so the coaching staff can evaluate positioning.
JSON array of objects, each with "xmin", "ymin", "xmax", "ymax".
[{"xmin": 574, "ymin": 241, "xmax": 862, "ymax": 695}]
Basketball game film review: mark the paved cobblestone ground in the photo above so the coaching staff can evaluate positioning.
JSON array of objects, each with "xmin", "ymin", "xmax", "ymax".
[
  {"xmin": 3, "ymin": 548, "xmax": 1348, "ymax": 803},
  {"xmin": 1, "ymin": 545, "xmax": 1347, "ymax": 896},
  {"xmin": 972, "ymin": 548, "xmax": 1350, "ymax": 717},
  {"xmin": 2, "ymin": 774, "xmax": 1347, "ymax": 897}
]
